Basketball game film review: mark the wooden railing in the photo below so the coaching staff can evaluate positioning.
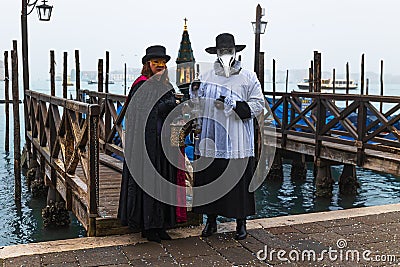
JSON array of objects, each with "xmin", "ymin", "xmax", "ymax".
[
  {"xmin": 25, "ymin": 90, "xmax": 100, "ymax": 235},
  {"xmin": 79, "ymin": 89, "xmax": 127, "ymax": 161},
  {"xmin": 265, "ymin": 91, "xmax": 400, "ymax": 166}
]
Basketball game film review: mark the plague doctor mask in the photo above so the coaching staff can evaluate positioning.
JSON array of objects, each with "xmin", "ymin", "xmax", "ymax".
[
  {"xmin": 205, "ymin": 33, "xmax": 246, "ymax": 78},
  {"xmin": 217, "ymin": 48, "xmax": 236, "ymax": 77}
]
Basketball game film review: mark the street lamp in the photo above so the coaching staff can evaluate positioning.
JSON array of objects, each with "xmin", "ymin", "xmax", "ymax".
[
  {"xmin": 252, "ymin": 4, "xmax": 267, "ymax": 79},
  {"xmin": 21, "ymin": 0, "xmax": 53, "ymax": 168},
  {"xmin": 21, "ymin": 0, "xmax": 54, "ymax": 92},
  {"xmin": 36, "ymin": 0, "xmax": 53, "ymax": 21},
  {"xmin": 251, "ymin": 19, "xmax": 267, "ymax": 34}
]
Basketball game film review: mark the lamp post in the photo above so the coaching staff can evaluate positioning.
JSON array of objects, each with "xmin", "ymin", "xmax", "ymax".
[
  {"xmin": 21, "ymin": 0, "xmax": 53, "ymax": 91},
  {"xmin": 251, "ymin": 4, "xmax": 267, "ymax": 79}
]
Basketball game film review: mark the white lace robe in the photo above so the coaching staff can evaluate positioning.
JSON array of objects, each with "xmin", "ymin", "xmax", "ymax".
[{"xmin": 190, "ymin": 65, "xmax": 265, "ymax": 159}]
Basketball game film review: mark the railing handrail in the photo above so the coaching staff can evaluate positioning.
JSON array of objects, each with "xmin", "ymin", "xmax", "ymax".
[
  {"xmin": 26, "ymin": 90, "xmax": 100, "ymax": 231},
  {"xmin": 264, "ymin": 91, "xmax": 400, "ymax": 103}
]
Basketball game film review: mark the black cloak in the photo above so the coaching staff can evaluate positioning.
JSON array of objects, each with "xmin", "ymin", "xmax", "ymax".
[{"xmin": 118, "ymin": 74, "xmax": 178, "ymax": 231}]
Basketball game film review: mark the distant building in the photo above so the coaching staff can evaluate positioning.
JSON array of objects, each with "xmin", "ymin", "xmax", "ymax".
[{"xmin": 70, "ymin": 68, "xmax": 141, "ymax": 82}]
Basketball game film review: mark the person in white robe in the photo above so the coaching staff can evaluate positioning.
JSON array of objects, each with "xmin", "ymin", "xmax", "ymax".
[{"xmin": 190, "ymin": 33, "xmax": 265, "ymax": 240}]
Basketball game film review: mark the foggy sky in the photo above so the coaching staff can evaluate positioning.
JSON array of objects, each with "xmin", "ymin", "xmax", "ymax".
[{"xmin": 1, "ymin": 0, "xmax": 400, "ymax": 81}]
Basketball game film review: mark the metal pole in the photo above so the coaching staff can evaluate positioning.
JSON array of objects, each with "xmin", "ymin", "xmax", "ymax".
[
  {"xmin": 21, "ymin": 0, "xmax": 29, "ymax": 91},
  {"xmin": 254, "ymin": 4, "xmax": 261, "ymax": 78}
]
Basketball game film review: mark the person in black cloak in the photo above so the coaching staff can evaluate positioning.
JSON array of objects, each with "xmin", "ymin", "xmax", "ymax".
[{"xmin": 118, "ymin": 45, "xmax": 180, "ymax": 243}]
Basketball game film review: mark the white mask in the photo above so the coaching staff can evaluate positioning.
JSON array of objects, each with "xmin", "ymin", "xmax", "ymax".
[{"xmin": 217, "ymin": 48, "xmax": 236, "ymax": 77}]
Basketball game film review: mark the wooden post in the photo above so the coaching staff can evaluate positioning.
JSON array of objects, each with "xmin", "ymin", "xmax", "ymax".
[
  {"xmin": 63, "ymin": 52, "xmax": 68, "ymax": 99},
  {"xmin": 309, "ymin": 60, "xmax": 313, "ymax": 92},
  {"xmin": 124, "ymin": 63, "xmax": 127, "ymax": 95},
  {"xmin": 75, "ymin": 50, "xmax": 80, "ymax": 101},
  {"xmin": 87, "ymin": 105, "xmax": 100, "ymax": 236},
  {"xmin": 308, "ymin": 60, "xmax": 314, "ymax": 93},
  {"xmin": 313, "ymin": 51, "xmax": 321, "ymax": 92},
  {"xmin": 360, "ymin": 54, "xmax": 364, "ymax": 95},
  {"xmin": 357, "ymin": 98, "xmax": 367, "ymax": 166},
  {"xmin": 254, "ymin": 4, "xmax": 262, "ymax": 78},
  {"xmin": 366, "ymin": 78, "xmax": 369, "ymax": 95},
  {"xmin": 12, "ymin": 41, "xmax": 21, "ymax": 202},
  {"xmin": 339, "ymin": 164, "xmax": 359, "ymax": 195},
  {"xmin": 4, "ymin": 51, "xmax": 10, "ymax": 152},
  {"xmin": 272, "ymin": 59, "xmax": 276, "ymax": 103},
  {"xmin": 105, "ymin": 51, "xmax": 110, "ymax": 94},
  {"xmin": 315, "ymin": 95, "xmax": 326, "ymax": 160},
  {"xmin": 285, "ymin": 70, "xmax": 289, "ymax": 93},
  {"xmin": 104, "ymin": 54, "xmax": 111, "ymax": 149},
  {"xmin": 346, "ymin": 62, "xmax": 349, "ymax": 107},
  {"xmin": 98, "ymin": 59, "xmax": 103, "ymax": 93},
  {"xmin": 259, "ymin": 52, "xmax": 264, "ymax": 93},
  {"xmin": 50, "ymin": 50, "xmax": 55, "ymax": 96},
  {"xmin": 332, "ymin": 68, "xmax": 336, "ymax": 105},
  {"xmin": 282, "ymin": 95, "xmax": 288, "ymax": 148},
  {"xmin": 380, "ymin": 60, "xmax": 384, "ymax": 113}
]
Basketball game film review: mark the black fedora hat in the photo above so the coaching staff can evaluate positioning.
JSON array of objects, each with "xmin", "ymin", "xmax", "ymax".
[
  {"xmin": 205, "ymin": 33, "xmax": 246, "ymax": 54},
  {"xmin": 142, "ymin": 45, "xmax": 171, "ymax": 65}
]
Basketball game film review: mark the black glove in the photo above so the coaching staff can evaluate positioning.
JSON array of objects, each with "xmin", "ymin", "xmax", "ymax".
[
  {"xmin": 214, "ymin": 95, "xmax": 226, "ymax": 110},
  {"xmin": 191, "ymin": 81, "xmax": 201, "ymax": 91}
]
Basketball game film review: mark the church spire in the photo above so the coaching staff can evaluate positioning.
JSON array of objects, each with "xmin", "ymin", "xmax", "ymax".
[{"xmin": 176, "ymin": 18, "xmax": 195, "ymax": 64}]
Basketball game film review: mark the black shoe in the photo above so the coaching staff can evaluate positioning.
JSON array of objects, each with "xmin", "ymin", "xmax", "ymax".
[
  {"xmin": 141, "ymin": 230, "xmax": 147, "ymax": 238},
  {"xmin": 235, "ymin": 219, "xmax": 247, "ymax": 240},
  {"xmin": 157, "ymin": 228, "xmax": 172, "ymax": 240},
  {"xmin": 146, "ymin": 229, "xmax": 161, "ymax": 243},
  {"xmin": 201, "ymin": 215, "xmax": 217, "ymax": 237}
]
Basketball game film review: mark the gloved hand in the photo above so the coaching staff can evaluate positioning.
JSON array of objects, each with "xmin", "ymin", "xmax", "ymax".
[
  {"xmin": 214, "ymin": 95, "xmax": 226, "ymax": 110},
  {"xmin": 191, "ymin": 81, "xmax": 201, "ymax": 91}
]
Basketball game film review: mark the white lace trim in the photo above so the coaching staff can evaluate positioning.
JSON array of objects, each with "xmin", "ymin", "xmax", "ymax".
[{"xmin": 196, "ymin": 148, "xmax": 255, "ymax": 159}]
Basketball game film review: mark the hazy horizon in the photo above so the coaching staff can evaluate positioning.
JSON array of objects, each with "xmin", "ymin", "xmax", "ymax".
[{"xmin": 1, "ymin": 0, "xmax": 400, "ymax": 82}]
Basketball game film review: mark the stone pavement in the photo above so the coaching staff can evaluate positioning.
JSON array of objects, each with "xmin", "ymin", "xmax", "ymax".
[{"xmin": 1, "ymin": 204, "xmax": 400, "ymax": 266}]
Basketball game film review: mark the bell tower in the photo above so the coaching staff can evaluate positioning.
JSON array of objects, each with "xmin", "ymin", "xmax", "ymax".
[{"xmin": 176, "ymin": 18, "xmax": 195, "ymax": 100}]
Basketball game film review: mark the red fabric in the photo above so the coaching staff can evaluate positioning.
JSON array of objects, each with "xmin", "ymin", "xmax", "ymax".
[
  {"xmin": 176, "ymin": 147, "xmax": 187, "ymax": 223},
  {"xmin": 132, "ymin": 75, "xmax": 148, "ymax": 87},
  {"xmin": 125, "ymin": 75, "xmax": 149, "ymax": 103}
]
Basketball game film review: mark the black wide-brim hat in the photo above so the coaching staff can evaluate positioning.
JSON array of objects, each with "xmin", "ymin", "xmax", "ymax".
[
  {"xmin": 205, "ymin": 33, "xmax": 246, "ymax": 54},
  {"xmin": 142, "ymin": 45, "xmax": 171, "ymax": 65}
]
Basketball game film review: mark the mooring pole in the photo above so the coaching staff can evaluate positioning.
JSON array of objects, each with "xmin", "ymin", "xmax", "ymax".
[
  {"xmin": 63, "ymin": 52, "xmax": 68, "ymax": 99},
  {"xmin": 254, "ymin": 4, "xmax": 262, "ymax": 78},
  {"xmin": 380, "ymin": 60, "xmax": 384, "ymax": 113},
  {"xmin": 4, "ymin": 51, "xmax": 10, "ymax": 152},
  {"xmin": 75, "ymin": 50, "xmax": 81, "ymax": 101},
  {"xmin": 98, "ymin": 59, "xmax": 104, "ymax": 93},
  {"xmin": 12, "ymin": 40, "xmax": 21, "ymax": 202},
  {"xmin": 105, "ymin": 51, "xmax": 110, "ymax": 94},
  {"xmin": 360, "ymin": 54, "xmax": 365, "ymax": 95},
  {"xmin": 50, "ymin": 50, "xmax": 55, "ymax": 96},
  {"xmin": 259, "ymin": 52, "xmax": 265, "ymax": 93},
  {"xmin": 346, "ymin": 62, "xmax": 350, "ymax": 107}
]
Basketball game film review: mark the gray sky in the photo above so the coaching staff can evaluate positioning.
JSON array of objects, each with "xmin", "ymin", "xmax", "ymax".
[{"xmin": 1, "ymin": 0, "xmax": 400, "ymax": 80}]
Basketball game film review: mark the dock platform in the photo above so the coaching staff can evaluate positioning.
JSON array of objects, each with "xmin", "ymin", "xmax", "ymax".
[{"xmin": 1, "ymin": 204, "xmax": 399, "ymax": 266}]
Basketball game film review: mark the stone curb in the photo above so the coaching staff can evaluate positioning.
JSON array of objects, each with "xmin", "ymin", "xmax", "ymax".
[{"xmin": 1, "ymin": 203, "xmax": 399, "ymax": 259}]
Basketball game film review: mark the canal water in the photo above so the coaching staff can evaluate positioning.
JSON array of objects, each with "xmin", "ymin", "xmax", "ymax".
[{"xmin": 0, "ymin": 80, "xmax": 399, "ymax": 246}]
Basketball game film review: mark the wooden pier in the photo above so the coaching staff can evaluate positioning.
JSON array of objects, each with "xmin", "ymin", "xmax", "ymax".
[
  {"xmin": 9, "ymin": 46, "xmax": 397, "ymax": 237},
  {"xmin": 265, "ymin": 91, "xmax": 400, "ymax": 176},
  {"xmin": 23, "ymin": 85, "xmax": 400, "ymax": 237}
]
